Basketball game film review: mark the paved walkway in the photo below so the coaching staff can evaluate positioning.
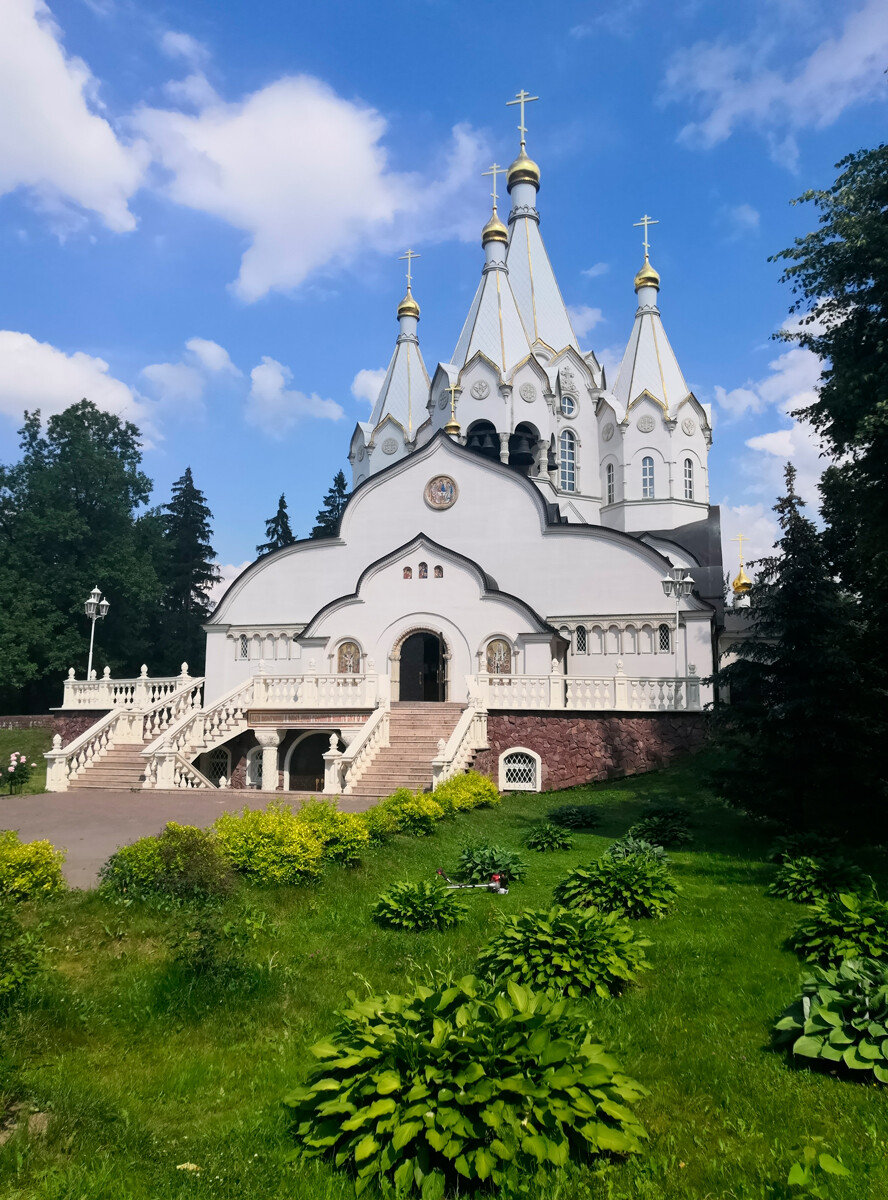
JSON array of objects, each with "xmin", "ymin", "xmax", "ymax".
[{"xmin": 2, "ymin": 790, "xmax": 375, "ymax": 889}]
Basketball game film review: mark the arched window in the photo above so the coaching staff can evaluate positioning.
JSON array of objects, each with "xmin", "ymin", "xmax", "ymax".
[
  {"xmin": 486, "ymin": 639, "xmax": 512, "ymax": 674},
  {"xmin": 239, "ymin": 634, "xmax": 249, "ymax": 660},
  {"xmin": 684, "ymin": 457, "xmax": 694, "ymax": 500},
  {"xmin": 658, "ymin": 623, "xmax": 671, "ymax": 652},
  {"xmin": 403, "ymin": 567, "xmax": 412, "ymax": 579},
  {"xmin": 640, "ymin": 624, "xmax": 654, "ymax": 653},
  {"xmin": 434, "ymin": 565, "xmax": 443, "ymax": 578},
  {"xmin": 560, "ymin": 430, "xmax": 576, "ymax": 492},
  {"xmin": 337, "ymin": 641, "xmax": 361, "ymax": 673},
  {"xmin": 499, "ymin": 748, "xmax": 540, "ymax": 792},
  {"xmin": 575, "ymin": 625, "xmax": 587, "ymax": 654},
  {"xmin": 624, "ymin": 625, "xmax": 638, "ymax": 654},
  {"xmin": 607, "ymin": 624, "xmax": 621, "ymax": 654},
  {"xmin": 204, "ymin": 747, "xmax": 230, "ymax": 786},
  {"xmin": 642, "ymin": 456, "xmax": 655, "ymax": 499},
  {"xmin": 246, "ymin": 746, "xmax": 262, "ymax": 788},
  {"xmin": 589, "ymin": 625, "xmax": 604, "ymax": 654},
  {"xmin": 606, "ymin": 462, "xmax": 615, "ymax": 505},
  {"xmin": 418, "ymin": 561, "xmax": 428, "ymax": 579}
]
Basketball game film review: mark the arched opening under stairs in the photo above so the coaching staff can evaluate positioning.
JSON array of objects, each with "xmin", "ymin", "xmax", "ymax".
[
  {"xmin": 288, "ymin": 733, "xmax": 330, "ymax": 792},
  {"xmin": 398, "ymin": 631, "xmax": 446, "ymax": 702}
]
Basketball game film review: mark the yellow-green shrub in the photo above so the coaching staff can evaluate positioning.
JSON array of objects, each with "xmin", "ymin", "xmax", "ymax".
[
  {"xmin": 213, "ymin": 803, "xmax": 325, "ymax": 886},
  {"xmin": 432, "ymin": 770, "xmax": 501, "ymax": 814},
  {"xmin": 374, "ymin": 788, "xmax": 444, "ymax": 836},
  {"xmin": 294, "ymin": 799, "xmax": 370, "ymax": 866},
  {"xmin": 0, "ymin": 831, "xmax": 65, "ymax": 901}
]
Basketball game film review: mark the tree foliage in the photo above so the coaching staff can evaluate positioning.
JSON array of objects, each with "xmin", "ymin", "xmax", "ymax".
[
  {"xmin": 159, "ymin": 467, "xmax": 220, "ymax": 671},
  {"xmin": 256, "ymin": 493, "xmax": 295, "ymax": 556},
  {"xmin": 310, "ymin": 469, "xmax": 349, "ymax": 538}
]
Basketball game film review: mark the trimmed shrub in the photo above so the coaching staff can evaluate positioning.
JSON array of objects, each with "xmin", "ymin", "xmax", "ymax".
[
  {"xmin": 768, "ymin": 856, "xmax": 872, "ymax": 905},
  {"xmin": 0, "ymin": 830, "xmax": 65, "ymax": 901},
  {"xmin": 0, "ymin": 902, "xmax": 42, "ymax": 1004},
  {"xmin": 458, "ymin": 843, "xmax": 528, "ymax": 884},
  {"xmin": 604, "ymin": 836, "xmax": 669, "ymax": 865},
  {"xmin": 213, "ymin": 804, "xmax": 326, "ymax": 886},
  {"xmin": 99, "ymin": 822, "xmax": 236, "ymax": 903},
  {"xmin": 788, "ymin": 892, "xmax": 888, "ymax": 966},
  {"xmin": 372, "ymin": 880, "xmax": 468, "ymax": 932},
  {"xmin": 628, "ymin": 811, "xmax": 692, "ymax": 848},
  {"xmin": 477, "ymin": 906, "xmax": 650, "ymax": 999},
  {"xmin": 525, "ymin": 822, "xmax": 574, "ymax": 852},
  {"xmin": 294, "ymin": 799, "xmax": 370, "ymax": 866},
  {"xmin": 432, "ymin": 771, "xmax": 501, "ymax": 814},
  {"xmin": 285, "ymin": 975, "xmax": 648, "ymax": 1196},
  {"xmin": 374, "ymin": 789, "xmax": 444, "ymax": 837},
  {"xmin": 774, "ymin": 957, "xmax": 888, "ymax": 1083},
  {"xmin": 553, "ymin": 856, "xmax": 678, "ymax": 920},
  {"xmin": 548, "ymin": 804, "xmax": 600, "ymax": 830},
  {"xmin": 361, "ymin": 804, "xmax": 402, "ymax": 845},
  {"xmin": 768, "ymin": 832, "xmax": 841, "ymax": 864}
]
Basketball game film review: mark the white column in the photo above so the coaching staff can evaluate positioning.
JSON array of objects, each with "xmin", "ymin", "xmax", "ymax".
[
  {"xmin": 255, "ymin": 728, "xmax": 282, "ymax": 792},
  {"xmin": 322, "ymin": 732, "xmax": 343, "ymax": 795}
]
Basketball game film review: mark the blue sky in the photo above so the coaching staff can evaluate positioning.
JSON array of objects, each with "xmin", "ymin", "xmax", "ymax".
[{"xmin": 0, "ymin": 0, "xmax": 886, "ymax": 592}]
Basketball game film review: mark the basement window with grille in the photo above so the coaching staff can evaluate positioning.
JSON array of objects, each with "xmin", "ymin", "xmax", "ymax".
[{"xmin": 499, "ymin": 747, "xmax": 541, "ymax": 792}]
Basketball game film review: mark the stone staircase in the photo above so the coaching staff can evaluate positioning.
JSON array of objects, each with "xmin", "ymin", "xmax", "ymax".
[
  {"xmin": 346, "ymin": 702, "xmax": 466, "ymax": 798},
  {"xmin": 73, "ymin": 743, "xmax": 148, "ymax": 790}
]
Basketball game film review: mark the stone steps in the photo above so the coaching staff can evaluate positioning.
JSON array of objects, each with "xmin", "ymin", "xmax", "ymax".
[{"xmin": 347, "ymin": 703, "xmax": 466, "ymax": 796}]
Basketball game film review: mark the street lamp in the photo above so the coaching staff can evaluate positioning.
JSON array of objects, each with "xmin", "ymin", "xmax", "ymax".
[
  {"xmin": 660, "ymin": 568, "xmax": 694, "ymax": 678},
  {"xmin": 84, "ymin": 586, "xmax": 110, "ymax": 679}
]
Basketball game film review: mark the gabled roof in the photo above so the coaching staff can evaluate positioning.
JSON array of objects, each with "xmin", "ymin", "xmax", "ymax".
[
  {"xmin": 613, "ymin": 297, "xmax": 690, "ymax": 417},
  {"xmin": 452, "ymin": 264, "xmax": 530, "ymax": 375},
  {"xmin": 506, "ymin": 217, "xmax": 579, "ymax": 356}
]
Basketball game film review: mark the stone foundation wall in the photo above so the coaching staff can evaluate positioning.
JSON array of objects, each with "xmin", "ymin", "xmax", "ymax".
[
  {"xmin": 0, "ymin": 713, "xmax": 109, "ymax": 748},
  {"xmin": 473, "ymin": 711, "xmax": 708, "ymax": 792}
]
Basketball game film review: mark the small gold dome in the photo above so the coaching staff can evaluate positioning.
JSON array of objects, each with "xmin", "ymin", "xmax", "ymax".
[
  {"xmin": 397, "ymin": 289, "xmax": 420, "ymax": 319},
  {"xmin": 634, "ymin": 256, "xmax": 660, "ymax": 292},
  {"xmin": 481, "ymin": 209, "xmax": 508, "ymax": 246},
  {"xmin": 507, "ymin": 147, "xmax": 540, "ymax": 191},
  {"xmin": 732, "ymin": 565, "xmax": 752, "ymax": 595},
  {"xmin": 443, "ymin": 416, "xmax": 461, "ymax": 436}
]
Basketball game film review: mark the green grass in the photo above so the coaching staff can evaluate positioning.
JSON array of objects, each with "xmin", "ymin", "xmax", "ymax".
[
  {"xmin": 2, "ymin": 763, "xmax": 888, "ymax": 1199},
  {"xmin": 0, "ymin": 728, "xmax": 51, "ymax": 795}
]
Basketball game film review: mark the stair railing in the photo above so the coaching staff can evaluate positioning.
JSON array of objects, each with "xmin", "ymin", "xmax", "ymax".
[
  {"xmin": 141, "ymin": 677, "xmax": 256, "ymax": 789},
  {"xmin": 431, "ymin": 703, "xmax": 488, "ymax": 789},
  {"xmin": 338, "ymin": 704, "xmax": 391, "ymax": 795}
]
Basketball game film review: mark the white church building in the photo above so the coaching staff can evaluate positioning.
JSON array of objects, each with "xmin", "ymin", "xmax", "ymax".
[{"xmin": 47, "ymin": 102, "xmax": 721, "ymax": 799}]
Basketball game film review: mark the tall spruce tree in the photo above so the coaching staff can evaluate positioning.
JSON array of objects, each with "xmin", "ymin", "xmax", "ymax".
[
  {"xmin": 160, "ymin": 467, "xmax": 220, "ymax": 673},
  {"xmin": 709, "ymin": 464, "xmax": 871, "ymax": 830},
  {"xmin": 311, "ymin": 470, "xmax": 349, "ymax": 538},
  {"xmin": 257, "ymin": 493, "xmax": 296, "ymax": 555}
]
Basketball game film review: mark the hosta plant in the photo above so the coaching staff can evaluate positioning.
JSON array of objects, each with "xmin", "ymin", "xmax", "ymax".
[
  {"xmin": 525, "ymin": 822, "xmax": 574, "ymax": 852},
  {"xmin": 788, "ymin": 892, "xmax": 888, "ymax": 967},
  {"xmin": 547, "ymin": 804, "xmax": 600, "ymax": 830},
  {"xmin": 285, "ymin": 975, "xmax": 648, "ymax": 1197},
  {"xmin": 553, "ymin": 856, "xmax": 679, "ymax": 920},
  {"xmin": 604, "ymin": 836, "xmax": 669, "ymax": 865},
  {"xmin": 372, "ymin": 880, "xmax": 468, "ymax": 932},
  {"xmin": 774, "ymin": 957, "xmax": 888, "ymax": 1083},
  {"xmin": 458, "ymin": 843, "xmax": 529, "ymax": 884},
  {"xmin": 768, "ymin": 856, "xmax": 872, "ymax": 905},
  {"xmin": 768, "ymin": 832, "xmax": 841, "ymax": 864},
  {"xmin": 627, "ymin": 811, "xmax": 692, "ymax": 848},
  {"xmin": 477, "ymin": 906, "xmax": 650, "ymax": 999}
]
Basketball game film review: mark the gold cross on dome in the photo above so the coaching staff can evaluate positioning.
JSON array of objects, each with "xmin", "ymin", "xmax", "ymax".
[
  {"xmin": 482, "ymin": 163, "xmax": 504, "ymax": 209},
  {"xmin": 506, "ymin": 89, "xmax": 539, "ymax": 149},
  {"xmin": 633, "ymin": 214, "xmax": 659, "ymax": 258},
  {"xmin": 731, "ymin": 532, "xmax": 749, "ymax": 564},
  {"xmin": 398, "ymin": 248, "xmax": 420, "ymax": 290},
  {"xmin": 445, "ymin": 382, "xmax": 460, "ymax": 415}
]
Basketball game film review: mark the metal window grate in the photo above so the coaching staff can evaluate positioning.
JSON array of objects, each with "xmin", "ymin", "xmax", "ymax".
[
  {"xmin": 504, "ymin": 752, "xmax": 536, "ymax": 788},
  {"xmin": 658, "ymin": 623, "xmax": 671, "ymax": 652},
  {"xmin": 206, "ymin": 747, "xmax": 229, "ymax": 784},
  {"xmin": 239, "ymin": 634, "xmax": 249, "ymax": 659},
  {"xmin": 575, "ymin": 625, "xmax": 587, "ymax": 654}
]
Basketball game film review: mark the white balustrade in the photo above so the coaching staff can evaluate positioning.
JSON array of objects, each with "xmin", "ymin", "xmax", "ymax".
[
  {"xmin": 60, "ymin": 664, "xmax": 191, "ymax": 710},
  {"xmin": 432, "ymin": 704, "xmax": 488, "ymax": 789},
  {"xmin": 251, "ymin": 672, "xmax": 378, "ymax": 710},
  {"xmin": 475, "ymin": 668, "xmax": 701, "ymax": 712},
  {"xmin": 340, "ymin": 705, "xmax": 390, "ymax": 795}
]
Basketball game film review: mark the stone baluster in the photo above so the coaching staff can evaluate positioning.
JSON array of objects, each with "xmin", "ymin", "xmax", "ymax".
[
  {"xmin": 431, "ymin": 737, "xmax": 447, "ymax": 789},
  {"xmin": 256, "ymin": 727, "xmax": 282, "ymax": 792},
  {"xmin": 614, "ymin": 661, "xmax": 628, "ymax": 710},
  {"xmin": 322, "ymin": 732, "xmax": 343, "ymax": 795},
  {"xmin": 687, "ymin": 664, "xmax": 699, "ymax": 711}
]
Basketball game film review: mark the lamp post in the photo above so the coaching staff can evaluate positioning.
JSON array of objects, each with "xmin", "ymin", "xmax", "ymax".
[
  {"xmin": 660, "ymin": 567, "xmax": 694, "ymax": 680},
  {"xmin": 84, "ymin": 586, "xmax": 110, "ymax": 679}
]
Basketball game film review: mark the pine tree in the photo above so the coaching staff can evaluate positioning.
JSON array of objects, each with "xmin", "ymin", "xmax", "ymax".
[
  {"xmin": 256, "ymin": 493, "xmax": 296, "ymax": 556},
  {"xmin": 160, "ymin": 467, "xmax": 220, "ymax": 672},
  {"xmin": 311, "ymin": 470, "xmax": 349, "ymax": 538},
  {"xmin": 709, "ymin": 464, "xmax": 872, "ymax": 831}
]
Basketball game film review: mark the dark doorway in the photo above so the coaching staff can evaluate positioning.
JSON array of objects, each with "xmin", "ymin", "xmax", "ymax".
[
  {"xmin": 288, "ymin": 733, "xmax": 330, "ymax": 791},
  {"xmin": 399, "ymin": 632, "xmax": 445, "ymax": 701}
]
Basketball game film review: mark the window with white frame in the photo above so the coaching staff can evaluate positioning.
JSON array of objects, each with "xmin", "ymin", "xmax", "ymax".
[
  {"xmin": 205, "ymin": 747, "xmax": 230, "ymax": 785},
  {"xmin": 658, "ymin": 623, "xmax": 671, "ymax": 652},
  {"xmin": 239, "ymin": 634, "xmax": 249, "ymax": 659},
  {"xmin": 246, "ymin": 746, "xmax": 263, "ymax": 788},
  {"xmin": 642, "ymin": 456, "xmax": 655, "ymax": 499},
  {"xmin": 561, "ymin": 394, "xmax": 576, "ymax": 417},
  {"xmin": 560, "ymin": 430, "xmax": 577, "ymax": 491},
  {"xmin": 575, "ymin": 625, "xmax": 587, "ymax": 654},
  {"xmin": 684, "ymin": 457, "xmax": 694, "ymax": 500},
  {"xmin": 606, "ymin": 462, "xmax": 615, "ymax": 505},
  {"xmin": 499, "ymin": 748, "xmax": 541, "ymax": 792}
]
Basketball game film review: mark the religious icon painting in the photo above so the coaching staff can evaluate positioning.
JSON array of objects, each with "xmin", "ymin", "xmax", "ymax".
[
  {"xmin": 486, "ymin": 639, "xmax": 512, "ymax": 674},
  {"xmin": 337, "ymin": 641, "xmax": 361, "ymax": 673},
  {"xmin": 403, "ymin": 567, "xmax": 412, "ymax": 579},
  {"xmin": 418, "ymin": 562, "xmax": 428, "ymax": 579},
  {"xmin": 424, "ymin": 475, "xmax": 458, "ymax": 510},
  {"xmin": 434, "ymin": 565, "xmax": 443, "ymax": 578}
]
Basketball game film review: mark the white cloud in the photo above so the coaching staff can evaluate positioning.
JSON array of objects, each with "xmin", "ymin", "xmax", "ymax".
[
  {"xmin": 246, "ymin": 357, "xmax": 343, "ymax": 436},
  {"xmin": 141, "ymin": 360, "xmax": 204, "ymax": 407},
  {"xmin": 719, "ymin": 503, "xmax": 779, "ymax": 580},
  {"xmin": 185, "ymin": 337, "xmax": 241, "ymax": 375},
  {"xmin": 581, "ymin": 262, "xmax": 610, "ymax": 279},
  {"xmin": 718, "ymin": 202, "xmax": 760, "ymax": 239},
  {"xmin": 351, "ymin": 367, "xmax": 386, "ymax": 406},
  {"xmin": 664, "ymin": 0, "xmax": 888, "ymax": 164},
  {"xmin": 209, "ymin": 560, "xmax": 251, "ymax": 608},
  {"xmin": 159, "ymin": 30, "xmax": 208, "ymax": 67},
  {"xmin": 567, "ymin": 305, "xmax": 605, "ymax": 340},
  {"xmin": 598, "ymin": 342, "xmax": 626, "ymax": 389},
  {"xmin": 164, "ymin": 72, "xmax": 220, "ymax": 110},
  {"xmin": 0, "ymin": 0, "xmax": 145, "ymax": 232},
  {"xmin": 715, "ymin": 342, "xmax": 821, "ymax": 420}
]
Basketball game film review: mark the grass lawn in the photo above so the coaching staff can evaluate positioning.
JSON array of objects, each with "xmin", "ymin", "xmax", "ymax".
[
  {"xmin": 0, "ymin": 728, "xmax": 51, "ymax": 795},
  {"xmin": 2, "ymin": 761, "xmax": 887, "ymax": 1198}
]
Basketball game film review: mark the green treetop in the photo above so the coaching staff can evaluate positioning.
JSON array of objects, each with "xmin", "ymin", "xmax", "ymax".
[
  {"xmin": 160, "ymin": 467, "xmax": 220, "ymax": 672},
  {"xmin": 257, "ymin": 493, "xmax": 296, "ymax": 556},
  {"xmin": 311, "ymin": 470, "xmax": 349, "ymax": 539}
]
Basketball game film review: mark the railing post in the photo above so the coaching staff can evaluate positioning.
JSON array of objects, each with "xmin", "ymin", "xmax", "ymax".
[
  {"xmin": 431, "ymin": 737, "xmax": 447, "ymax": 789},
  {"xmin": 548, "ymin": 659, "xmax": 565, "ymax": 709},
  {"xmin": 323, "ymin": 733, "xmax": 343, "ymax": 795},
  {"xmin": 614, "ymin": 660, "xmax": 628, "ymax": 709},
  {"xmin": 133, "ymin": 664, "xmax": 150, "ymax": 709},
  {"xmin": 687, "ymin": 664, "xmax": 700, "ymax": 711},
  {"xmin": 98, "ymin": 666, "xmax": 113, "ymax": 708},
  {"xmin": 154, "ymin": 750, "xmax": 176, "ymax": 790},
  {"xmin": 62, "ymin": 669, "xmax": 76, "ymax": 709},
  {"xmin": 44, "ymin": 734, "xmax": 69, "ymax": 792},
  {"xmin": 253, "ymin": 659, "xmax": 267, "ymax": 706}
]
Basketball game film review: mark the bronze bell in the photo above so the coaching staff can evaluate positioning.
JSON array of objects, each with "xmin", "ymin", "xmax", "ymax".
[{"xmin": 509, "ymin": 432, "xmax": 535, "ymax": 466}]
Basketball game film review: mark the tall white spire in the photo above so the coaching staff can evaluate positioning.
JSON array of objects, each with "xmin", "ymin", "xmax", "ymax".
[{"xmin": 368, "ymin": 251, "xmax": 429, "ymax": 438}]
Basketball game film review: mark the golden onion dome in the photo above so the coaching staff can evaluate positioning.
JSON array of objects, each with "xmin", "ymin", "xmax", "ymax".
[
  {"xmin": 443, "ymin": 415, "xmax": 461, "ymax": 436},
  {"xmin": 634, "ymin": 255, "xmax": 660, "ymax": 292},
  {"xmin": 397, "ymin": 288, "xmax": 420, "ymax": 320},
  {"xmin": 732, "ymin": 565, "xmax": 752, "ymax": 595},
  {"xmin": 507, "ymin": 147, "xmax": 541, "ymax": 190},
  {"xmin": 481, "ymin": 208, "xmax": 508, "ymax": 246}
]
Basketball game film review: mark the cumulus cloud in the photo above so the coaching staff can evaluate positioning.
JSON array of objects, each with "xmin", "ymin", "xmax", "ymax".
[
  {"xmin": 159, "ymin": 30, "xmax": 208, "ymax": 67},
  {"xmin": 719, "ymin": 503, "xmax": 779, "ymax": 580},
  {"xmin": 664, "ymin": 0, "xmax": 888, "ymax": 165},
  {"xmin": 581, "ymin": 262, "xmax": 609, "ymax": 279},
  {"xmin": 0, "ymin": 0, "xmax": 145, "ymax": 232},
  {"xmin": 715, "ymin": 341, "xmax": 820, "ymax": 420},
  {"xmin": 246, "ymin": 357, "xmax": 343, "ymax": 436},
  {"xmin": 718, "ymin": 202, "xmax": 760, "ymax": 239},
  {"xmin": 141, "ymin": 337, "xmax": 242, "ymax": 413},
  {"xmin": 185, "ymin": 337, "xmax": 241, "ymax": 375},
  {"xmin": 567, "ymin": 305, "xmax": 605, "ymax": 340},
  {"xmin": 351, "ymin": 367, "xmax": 386, "ymax": 406},
  {"xmin": 209, "ymin": 560, "xmax": 251, "ymax": 608}
]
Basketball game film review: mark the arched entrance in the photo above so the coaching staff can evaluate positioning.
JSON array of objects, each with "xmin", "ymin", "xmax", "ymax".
[
  {"xmin": 288, "ymin": 733, "xmax": 330, "ymax": 791},
  {"xmin": 398, "ymin": 631, "xmax": 446, "ymax": 702}
]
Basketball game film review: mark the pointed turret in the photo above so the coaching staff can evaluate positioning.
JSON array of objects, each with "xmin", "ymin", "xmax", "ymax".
[{"xmin": 368, "ymin": 265, "xmax": 429, "ymax": 439}]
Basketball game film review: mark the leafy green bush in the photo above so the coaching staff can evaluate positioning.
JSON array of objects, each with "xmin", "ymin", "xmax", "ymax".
[
  {"xmin": 0, "ymin": 830, "xmax": 65, "ymax": 901},
  {"xmin": 477, "ymin": 906, "xmax": 650, "ymax": 999},
  {"xmin": 547, "ymin": 804, "xmax": 600, "ymax": 830},
  {"xmin": 99, "ymin": 822, "xmax": 236, "ymax": 903},
  {"xmin": 768, "ymin": 856, "xmax": 872, "ymax": 904},
  {"xmin": 627, "ymin": 809, "xmax": 692, "ymax": 848},
  {"xmin": 604, "ymin": 836, "xmax": 669, "ymax": 865},
  {"xmin": 294, "ymin": 799, "xmax": 370, "ymax": 866},
  {"xmin": 525, "ymin": 822, "xmax": 574, "ymax": 852},
  {"xmin": 768, "ymin": 832, "xmax": 841, "ymax": 863},
  {"xmin": 285, "ymin": 975, "xmax": 648, "ymax": 1197},
  {"xmin": 374, "ymin": 789, "xmax": 444, "ymax": 837},
  {"xmin": 166, "ymin": 905, "xmax": 247, "ymax": 981},
  {"xmin": 372, "ymin": 880, "xmax": 468, "ymax": 932},
  {"xmin": 788, "ymin": 892, "xmax": 888, "ymax": 966},
  {"xmin": 774, "ymin": 957, "xmax": 888, "ymax": 1083},
  {"xmin": 0, "ymin": 902, "xmax": 42, "ymax": 1004},
  {"xmin": 458, "ymin": 843, "xmax": 528, "ymax": 884},
  {"xmin": 361, "ymin": 804, "xmax": 402, "ymax": 844},
  {"xmin": 213, "ymin": 803, "xmax": 326, "ymax": 886},
  {"xmin": 553, "ymin": 856, "xmax": 679, "ymax": 920},
  {"xmin": 432, "ymin": 771, "xmax": 501, "ymax": 814}
]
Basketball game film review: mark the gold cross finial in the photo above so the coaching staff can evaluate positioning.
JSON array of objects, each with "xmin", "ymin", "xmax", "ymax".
[
  {"xmin": 443, "ymin": 382, "xmax": 461, "ymax": 435},
  {"xmin": 482, "ymin": 163, "xmax": 504, "ymax": 209},
  {"xmin": 731, "ymin": 532, "xmax": 749, "ymax": 565},
  {"xmin": 398, "ymin": 248, "xmax": 420, "ymax": 290},
  {"xmin": 633, "ymin": 214, "xmax": 659, "ymax": 259},
  {"xmin": 506, "ymin": 89, "xmax": 540, "ymax": 150}
]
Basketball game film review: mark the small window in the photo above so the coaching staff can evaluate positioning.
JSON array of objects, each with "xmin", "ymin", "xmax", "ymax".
[
  {"xmin": 434, "ymin": 565, "xmax": 443, "ymax": 578},
  {"xmin": 575, "ymin": 625, "xmax": 587, "ymax": 654},
  {"xmin": 642, "ymin": 456, "xmax": 655, "ymax": 499},
  {"xmin": 560, "ymin": 430, "xmax": 576, "ymax": 492},
  {"xmin": 403, "ymin": 567, "xmax": 412, "ymax": 579},
  {"xmin": 418, "ymin": 561, "xmax": 428, "ymax": 579},
  {"xmin": 500, "ymin": 749, "xmax": 540, "ymax": 791},
  {"xmin": 606, "ymin": 462, "xmax": 615, "ymax": 506},
  {"xmin": 338, "ymin": 641, "xmax": 361, "ymax": 673},
  {"xmin": 246, "ymin": 746, "xmax": 263, "ymax": 788},
  {"xmin": 239, "ymin": 634, "xmax": 249, "ymax": 659},
  {"xmin": 205, "ymin": 747, "xmax": 230, "ymax": 786},
  {"xmin": 658, "ymin": 623, "xmax": 671, "ymax": 652},
  {"xmin": 486, "ymin": 639, "xmax": 512, "ymax": 674},
  {"xmin": 684, "ymin": 457, "xmax": 694, "ymax": 500},
  {"xmin": 561, "ymin": 394, "xmax": 576, "ymax": 417}
]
